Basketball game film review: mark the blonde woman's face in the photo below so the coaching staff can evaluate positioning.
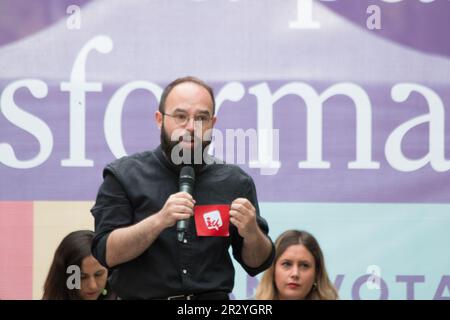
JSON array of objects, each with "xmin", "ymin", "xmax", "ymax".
[
  {"xmin": 274, "ymin": 244, "xmax": 316, "ymax": 300},
  {"xmin": 79, "ymin": 255, "xmax": 108, "ymax": 300}
]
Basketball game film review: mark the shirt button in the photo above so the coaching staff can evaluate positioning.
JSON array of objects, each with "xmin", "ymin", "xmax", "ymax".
[{"xmin": 182, "ymin": 269, "xmax": 187, "ymax": 275}]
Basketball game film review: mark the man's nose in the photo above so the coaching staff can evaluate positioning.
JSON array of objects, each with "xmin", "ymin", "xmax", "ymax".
[{"xmin": 185, "ymin": 117, "xmax": 196, "ymax": 132}]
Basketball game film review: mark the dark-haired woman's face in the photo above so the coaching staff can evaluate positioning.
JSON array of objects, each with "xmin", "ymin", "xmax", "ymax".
[
  {"xmin": 274, "ymin": 244, "xmax": 316, "ymax": 300},
  {"xmin": 79, "ymin": 255, "xmax": 108, "ymax": 300}
]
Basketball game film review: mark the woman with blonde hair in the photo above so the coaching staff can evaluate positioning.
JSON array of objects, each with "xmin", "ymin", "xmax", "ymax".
[{"xmin": 255, "ymin": 230, "xmax": 338, "ymax": 300}]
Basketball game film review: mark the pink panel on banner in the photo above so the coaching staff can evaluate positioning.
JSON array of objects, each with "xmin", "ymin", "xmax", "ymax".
[{"xmin": 0, "ymin": 202, "xmax": 33, "ymax": 299}]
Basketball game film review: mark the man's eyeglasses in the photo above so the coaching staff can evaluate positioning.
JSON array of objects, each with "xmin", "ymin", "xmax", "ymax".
[{"xmin": 163, "ymin": 112, "xmax": 212, "ymax": 126}]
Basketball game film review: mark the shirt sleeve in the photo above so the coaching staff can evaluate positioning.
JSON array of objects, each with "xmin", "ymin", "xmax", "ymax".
[
  {"xmin": 231, "ymin": 174, "xmax": 275, "ymax": 277},
  {"xmin": 90, "ymin": 166, "xmax": 134, "ymax": 268}
]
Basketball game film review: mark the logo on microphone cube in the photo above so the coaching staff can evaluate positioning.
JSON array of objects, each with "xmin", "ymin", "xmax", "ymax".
[
  {"xmin": 194, "ymin": 204, "xmax": 230, "ymax": 237},
  {"xmin": 204, "ymin": 210, "xmax": 222, "ymax": 231}
]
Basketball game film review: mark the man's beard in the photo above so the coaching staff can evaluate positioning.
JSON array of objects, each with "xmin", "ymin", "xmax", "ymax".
[{"xmin": 160, "ymin": 124, "xmax": 212, "ymax": 168}]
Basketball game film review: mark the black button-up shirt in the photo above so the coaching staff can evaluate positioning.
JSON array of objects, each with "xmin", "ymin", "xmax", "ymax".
[{"xmin": 91, "ymin": 146, "xmax": 274, "ymax": 299}]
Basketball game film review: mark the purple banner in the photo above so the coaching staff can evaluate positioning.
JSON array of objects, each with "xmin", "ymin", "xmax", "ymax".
[
  {"xmin": 1, "ymin": 79, "xmax": 449, "ymax": 202},
  {"xmin": 1, "ymin": 0, "xmax": 449, "ymax": 202}
]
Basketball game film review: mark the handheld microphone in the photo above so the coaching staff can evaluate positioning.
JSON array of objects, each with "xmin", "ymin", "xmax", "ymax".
[{"xmin": 177, "ymin": 166, "xmax": 195, "ymax": 242}]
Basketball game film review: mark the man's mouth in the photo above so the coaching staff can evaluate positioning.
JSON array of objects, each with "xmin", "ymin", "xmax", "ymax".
[{"xmin": 179, "ymin": 135, "xmax": 196, "ymax": 145}]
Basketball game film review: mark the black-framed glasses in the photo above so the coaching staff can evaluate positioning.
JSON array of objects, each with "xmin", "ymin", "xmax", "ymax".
[{"xmin": 162, "ymin": 112, "xmax": 212, "ymax": 126}]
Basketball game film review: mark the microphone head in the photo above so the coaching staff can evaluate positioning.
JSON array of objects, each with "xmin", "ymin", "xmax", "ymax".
[{"xmin": 179, "ymin": 166, "xmax": 195, "ymax": 185}]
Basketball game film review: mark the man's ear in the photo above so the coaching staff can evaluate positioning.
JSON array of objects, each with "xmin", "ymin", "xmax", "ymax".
[
  {"xmin": 211, "ymin": 116, "xmax": 217, "ymax": 127},
  {"xmin": 155, "ymin": 111, "xmax": 163, "ymax": 129}
]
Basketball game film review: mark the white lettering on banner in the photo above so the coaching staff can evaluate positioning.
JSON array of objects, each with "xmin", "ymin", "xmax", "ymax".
[
  {"xmin": 248, "ymin": 84, "xmax": 283, "ymax": 172},
  {"xmin": 208, "ymin": 81, "xmax": 245, "ymax": 158},
  {"xmin": 386, "ymin": 83, "xmax": 450, "ymax": 172},
  {"xmin": 0, "ymin": 80, "xmax": 52, "ymax": 169},
  {"xmin": 60, "ymin": 35, "xmax": 113, "ymax": 167},
  {"xmin": 0, "ymin": 36, "xmax": 448, "ymax": 173},
  {"xmin": 104, "ymin": 81, "xmax": 162, "ymax": 158},
  {"xmin": 211, "ymin": 81, "xmax": 282, "ymax": 176},
  {"xmin": 289, "ymin": 0, "xmax": 320, "ymax": 29},
  {"xmin": 249, "ymin": 82, "xmax": 380, "ymax": 170}
]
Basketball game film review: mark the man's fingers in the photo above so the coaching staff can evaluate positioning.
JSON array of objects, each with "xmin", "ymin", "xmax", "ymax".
[
  {"xmin": 169, "ymin": 195, "xmax": 195, "ymax": 208},
  {"xmin": 230, "ymin": 216, "xmax": 241, "ymax": 228},
  {"xmin": 174, "ymin": 212, "xmax": 192, "ymax": 221},
  {"xmin": 176, "ymin": 191, "xmax": 195, "ymax": 202},
  {"xmin": 229, "ymin": 210, "xmax": 244, "ymax": 222},
  {"xmin": 174, "ymin": 198, "xmax": 195, "ymax": 208},
  {"xmin": 173, "ymin": 205, "xmax": 194, "ymax": 215},
  {"xmin": 231, "ymin": 198, "xmax": 254, "ymax": 211}
]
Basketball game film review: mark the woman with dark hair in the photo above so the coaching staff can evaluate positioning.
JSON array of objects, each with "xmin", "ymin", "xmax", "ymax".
[
  {"xmin": 255, "ymin": 230, "xmax": 338, "ymax": 300},
  {"xmin": 42, "ymin": 230, "xmax": 113, "ymax": 300}
]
